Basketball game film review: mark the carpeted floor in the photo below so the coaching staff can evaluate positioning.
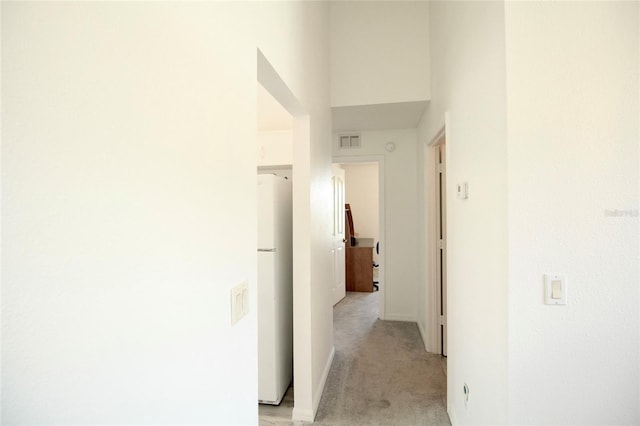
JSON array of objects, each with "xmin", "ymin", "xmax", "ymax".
[{"xmin": 259, "ymin": 291, "xmax": 450, "ymax": 426}]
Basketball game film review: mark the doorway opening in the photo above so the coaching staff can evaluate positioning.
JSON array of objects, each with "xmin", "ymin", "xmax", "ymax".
[
  {"xmin": 256, "ymin": 80, "xmax": 294, "ymax": 413},
  {"xmin": 331, "ymin": 157, "xmax": 385, "ymax": 320},
  {"xmin": 257, "ymin": 49, "xmax": 311, "ymax": 422}
]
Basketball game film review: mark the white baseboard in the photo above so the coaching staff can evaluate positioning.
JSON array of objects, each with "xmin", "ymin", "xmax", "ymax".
[
  {"xmin": 313, "ymin": 345, "xmax": 335, "ymax": 414},
  {"xmin": 384, "ymin": 313, "xmax": 416, "ymax": 322},
  {"xmin": 291, "ymin": 406, "xmax": 314, "ymax": 423},
  {"xmin": 292, "ymin": 345, "xmax": 335, "ymax": 423},
  {"xmin": 417, "ymin": 319, "xmax": 429, "ymax": 351},
  {"xmin": 417, "ymin": 318, "xmax": 441, "ymax": 354},
  {"xmin": 448, "ymin": 403, "xmax": 458, "ymax": 426}
]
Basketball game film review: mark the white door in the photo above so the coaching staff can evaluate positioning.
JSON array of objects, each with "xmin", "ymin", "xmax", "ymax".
[{"xmin": 331, "ymin": 165, "xmax": 346, "ymax": 305}]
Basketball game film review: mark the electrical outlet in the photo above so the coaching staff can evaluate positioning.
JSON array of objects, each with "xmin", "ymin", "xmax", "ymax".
[
  {"xmin": 231, "ymin": 281, "xmax": 249, "ymax": 325},
  {"xmin": 463, "ymin": 383, "xmax": 470, "ymax": 408}
]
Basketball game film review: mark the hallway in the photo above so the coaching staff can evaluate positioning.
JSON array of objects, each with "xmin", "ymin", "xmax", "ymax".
[
  {"xmin": 261, "ymin": 292, "xmax": 450, "ymax": 425},
  {"xmin": 313, "ymin": 292, "xmax": 450, "ymax": 425}
]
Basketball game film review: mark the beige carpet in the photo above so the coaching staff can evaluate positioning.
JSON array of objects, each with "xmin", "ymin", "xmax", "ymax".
[
  {"xmin": 312, "ymin": 291, "xmax": 450, "ymax": 425},
  {"xmin": 259, "ymin": 291, "xmax": 450, "ymax": 426}
]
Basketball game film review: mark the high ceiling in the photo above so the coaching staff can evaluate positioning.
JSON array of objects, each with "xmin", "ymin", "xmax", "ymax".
[{"xmin": 259, "ymin": 81, "xmax": 428, "ymax": 134}]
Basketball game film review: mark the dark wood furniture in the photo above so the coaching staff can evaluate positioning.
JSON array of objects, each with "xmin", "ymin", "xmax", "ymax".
[
  {"xmin": 345, "ymin": 204, "xmax": 374, "ymax": 292},
  {"xmin": 346, "ymin": 240, "xmax": 374, "ymax": 292}
]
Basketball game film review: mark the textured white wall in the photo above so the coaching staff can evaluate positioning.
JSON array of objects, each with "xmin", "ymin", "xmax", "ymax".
[
  {"xmin": 419, "ymin": 2, "xmax": 639, "ymax": 425},
  {"xmin": 2, "ymin": 4, "xmax": 257, "ymax": 424},
  {"xmin": 330, "ymin": 1, "xmax": 430, "ymax": 107},
  {"xmin": 334, "ymin": 129, "xmax": 419, "ymax": 322},
  {"xmin": 418, "ymin": 2, "xmax": 509, "ymax": 424},
  {"xmin": 2, "ymin": 2, "xmax": 332, "ymax": 424},
  {"xmin": 505, "ymin": 2, "xmax": 640, "ymax": 424},
  {"xmin": 342, "ymin": 163, "xmax": 379, "ymax": 261}
]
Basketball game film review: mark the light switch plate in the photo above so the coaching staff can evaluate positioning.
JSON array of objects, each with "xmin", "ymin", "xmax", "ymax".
[
  {"xmin": 456, "ymin": 182, "xmax": 468, "ymax": 199},
  {"xmin": 544, "ymin": 274, "xmax": 567, "ymax": 305},
  {"xmin": 231, "ymin": 281, "xmax": 249, "ymax": 325}
]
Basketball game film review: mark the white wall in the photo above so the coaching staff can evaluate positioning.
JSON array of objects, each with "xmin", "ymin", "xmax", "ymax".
[
  {"xmin": 2, "ymin": 2, "xmax": 332, "ymax": 424},
  {"xmin": 342, "ymin": 163, "xmax": 379, "ymax": 261},
  {"xmin": 330, "ymin": 1, "xmax": 430, "ymax": 107},
  {"xmin": 334, "ymin": 129, "xmax": 418, "ymax": 322},
  {"xmin": 505, "ymin": 2, "xmax": 639, "ymax": 424},
  {"xmin": 417, "ymin": 1, "xmax": 509, "ymax": 424},
  {"xmin": 419, "ymin": 2, "xmax": 639, "ymax": 425}
]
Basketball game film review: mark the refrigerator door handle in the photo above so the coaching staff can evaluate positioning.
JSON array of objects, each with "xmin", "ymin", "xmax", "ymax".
[{"xmin": 258, "ymin": 248, "xmax": 277, "ymax": 252}]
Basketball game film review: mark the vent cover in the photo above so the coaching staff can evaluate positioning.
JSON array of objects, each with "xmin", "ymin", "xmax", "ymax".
[{"xmin": 339, "ymin": 134, "xmax": 361, "ymax": 149}]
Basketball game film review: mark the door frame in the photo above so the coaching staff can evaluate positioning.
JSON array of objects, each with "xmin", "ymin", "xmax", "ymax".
[
  {"xmin": 258, "ymin": 49, "xmax": 317, "ymax": 421},
  {"xmin": 332, "ymin": 155, "xmax": 385, "ymax": 320},
  {"xmin": 435, "ymin": 137, "xmax": 447, "ymax": 357},
  {"xmin": 424, "ymin": 113, "xmax": 450, "ymax": 356}
]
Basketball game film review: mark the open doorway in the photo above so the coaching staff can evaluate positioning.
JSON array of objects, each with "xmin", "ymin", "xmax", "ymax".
[
  {"xmin": 331, "ymin": 159, "xmax": 384, "ymax": 319},
  {"xmin": 256, "ymin": 49, "xmax": 315, "ymax": 422},
  {"xmin": 257, "ymin": 82, "xmax": 294, "ymax": 180},
  {"xmin": 256, "ymin": 80, "xmax": 295, "ymax": 415}
]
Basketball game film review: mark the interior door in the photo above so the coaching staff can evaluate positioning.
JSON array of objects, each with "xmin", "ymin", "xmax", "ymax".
[{"xmin": 331, "ymin": 165, "xmax": 346, "ymax": 305}]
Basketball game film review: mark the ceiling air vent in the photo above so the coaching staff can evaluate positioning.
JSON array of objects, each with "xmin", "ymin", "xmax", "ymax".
[{"xmin": 339, "ymin": 134, "xmax": 361, "ymax": 149}]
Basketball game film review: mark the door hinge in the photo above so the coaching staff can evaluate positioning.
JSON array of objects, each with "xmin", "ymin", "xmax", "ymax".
[
  {"xmin": 439, "ymin": 315, "xmax": 445, "ymax": 326},
  {"xmin": 438, "ymin": 163, "xmax": 444, "ymax": 173},
  {"xmin": 438, "ymin": 239, "xmax": 444, "ymax": 250}
]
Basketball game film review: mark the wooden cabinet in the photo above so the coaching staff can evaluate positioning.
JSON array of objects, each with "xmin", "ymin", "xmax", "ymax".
[
  {"xmin": 346, "ymin": 240, "xmax": 374, "ymax": 292},
  {"xmin": 344, "ymin": 204, "xmax": 374, "ymax": 292}
]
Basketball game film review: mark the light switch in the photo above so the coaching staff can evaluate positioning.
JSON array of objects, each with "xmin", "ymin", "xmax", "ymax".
[
  {"xmin": 544, "ymin": 274, "xmax": 567, "ymax": 305},
  {"xmin": 456, "ymin": 182, "xmax": 469, "ymax": 200},
  {"xmin": 551, "ymin": 280, "xmax": 562, "ymax": 299}
]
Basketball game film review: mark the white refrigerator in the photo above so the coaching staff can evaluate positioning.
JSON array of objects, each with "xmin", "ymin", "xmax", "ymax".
[{"xmin": 257, "ymin": 174, "xmax": 293, "ymax": 405}]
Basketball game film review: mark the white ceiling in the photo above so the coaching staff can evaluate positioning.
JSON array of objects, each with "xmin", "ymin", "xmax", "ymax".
[
  {"xmin": 257, "ymin": 82, "xmax": 293, "ymax": 132},
  {"xmin": 332, "ymin": 100, "xmax": 429, "ymax": 133}
]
